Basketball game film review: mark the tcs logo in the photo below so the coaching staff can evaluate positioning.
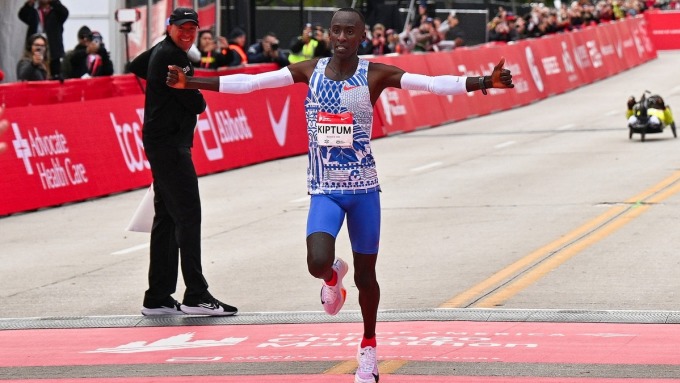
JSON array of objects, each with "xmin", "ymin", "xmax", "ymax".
[{"xmin": 110, "ymin": 111, "xmax": 149, "ymax": 173}]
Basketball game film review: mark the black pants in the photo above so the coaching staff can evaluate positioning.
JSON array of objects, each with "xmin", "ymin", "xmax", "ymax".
[{"xmin": 144, "ymin": 146, "xmax": 208, "ymax": 305}]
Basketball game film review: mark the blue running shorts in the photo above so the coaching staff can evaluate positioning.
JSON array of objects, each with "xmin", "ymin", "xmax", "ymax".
[{"xmin": 306, "ymin": 191, "xmax": 381, "ymax": 255}]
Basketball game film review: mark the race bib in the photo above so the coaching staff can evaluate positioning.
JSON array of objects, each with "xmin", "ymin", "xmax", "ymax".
[{"xmin": 316, "ymin": 111, "xmax": 354, "ymax": 147}]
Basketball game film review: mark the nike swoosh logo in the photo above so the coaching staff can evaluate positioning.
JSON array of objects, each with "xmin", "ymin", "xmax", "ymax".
[
  {"xmin": 267, "ymin": 97, "xmax": 290, "ymax": 147},
  {"xmin": 343, "ymin": 85, "xmax": 360, "ymax": 91},
  {"xmin": 184, "ymin": 12, "xmax": 193, "ymax": 15},
  {"xmin": 199, "ymin": 302, "xmax": 219, "ymax": 309}
]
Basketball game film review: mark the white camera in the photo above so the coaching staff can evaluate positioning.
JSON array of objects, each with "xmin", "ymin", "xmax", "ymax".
[{"xmin": 115, "ymin": 8, "xmax": 141, "ymax": 24}]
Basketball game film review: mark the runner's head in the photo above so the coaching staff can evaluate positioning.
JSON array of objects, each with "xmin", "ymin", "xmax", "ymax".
[{"xmin": 329, "ymin": 8, "xmax": 366, "ymax": 59}]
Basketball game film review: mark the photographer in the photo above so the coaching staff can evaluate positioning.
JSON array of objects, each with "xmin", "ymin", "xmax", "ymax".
[
  {"xmin": 18, "ymin": 0, "xmax": 69, "ymax": 79},
  {"xmin": 370, "ymin": 23, "xmax": 391, "ymax": 55},
  {"xmin": 247, "ymin": 32, "xmax": 289, "ymax": 68},
  {"xmin": 16, "ymin": 33, "xmax": 50, "ymax": 81},
  {"xmin": 288, "ymin": 23, "xmax": 319, "ymax": 64}
]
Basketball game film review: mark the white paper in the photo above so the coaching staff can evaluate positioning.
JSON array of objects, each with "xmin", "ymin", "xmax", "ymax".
[{"xmin": 126, "ymin": 184, "xmax": 155, "ymax": 233}]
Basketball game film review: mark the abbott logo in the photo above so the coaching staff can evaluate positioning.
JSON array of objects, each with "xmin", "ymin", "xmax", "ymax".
[
  {"xmin": 12, "ymin": 123, "xmax": 33, "ymax": 174},
  {"xmin": 110, "ymin": 112, "xmax": 149, "ymax": 173}
]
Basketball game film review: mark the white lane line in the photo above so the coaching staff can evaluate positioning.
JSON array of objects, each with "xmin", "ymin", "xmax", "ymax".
[
  {"xmin": 494, "ymin": 140, "xmax": 516, "ymax": 149},
  {"xmin": 111, "ymin": 243, "xmax": 149, "ymax": 255},
  {"xmin": 410, "ymin": 161, "xmax": 443, "ymax": 172},
  {"xmin": 556, "ymin": 123, "xmax": 576, "ymax": 131}
]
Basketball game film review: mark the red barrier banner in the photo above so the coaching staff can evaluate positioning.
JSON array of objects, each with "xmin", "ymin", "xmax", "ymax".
[
  {"xmin": 629, "ymin": 16, "xmax": 658, "ymax": 62},
  {"xmin": 595, "ymin": 22, "xmax": 626, "ymax": 76},
  {"xmin": 2, "ymin": 96, "xmax": 151, "ymax": 215},
  {"xmin": 1, "ymin": 86, "xmax": 312, "ymax": 216},
  {"xmin": 382, "ymin": 54, "xmax": 449, "ymax": 130},
  {"xmin": 643, "ymin": 10, "xmax": 680, "ymax": 50},
  {"xmin": 611, "ymin": 19, "xmax": 644, "ymax": 69},
  {"xmin": 194, "ymin": 85, "xmax": 309, "ymax": 174},
  {"xmin": 453, "ymin": 44, "xmax": 517, "ymax": 116},
  {"xmin": 525, "ymin": 34, "xmax": 582, "ymax": 97},
  {"xmin": 492, "ymin": 40, "xmax": 544, "ymax": 107},
  {"xmin": 370, "ymin": 55, "xmax": 421, "ymax": 136},
  {"xmin": 423, "ymin": 51, "xmax": 475, "ymax": 122}
]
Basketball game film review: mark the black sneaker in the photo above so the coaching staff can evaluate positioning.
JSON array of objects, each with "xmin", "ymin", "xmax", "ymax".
[
  {"xmin": 180, "ymin": 294, "xmax": 238, "ymax": 316},
  {"xmin": 141, "ymin": 298, "xmax": 184, "ymax": 316}
]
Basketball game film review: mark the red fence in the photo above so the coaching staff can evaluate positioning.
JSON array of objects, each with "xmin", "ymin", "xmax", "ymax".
[
  {"xmin": 643, "ymin": 10, "xmax": 680, "ymax": 50},
  {"xmin": 0, "ymin": 16, "xmax": 657, "ymax": 216}
]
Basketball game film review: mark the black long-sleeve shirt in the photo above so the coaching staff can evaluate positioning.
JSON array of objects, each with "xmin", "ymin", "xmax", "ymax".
[{"xmin": 131, "ymin": 35, "xmax": 206, "ymax": 149}]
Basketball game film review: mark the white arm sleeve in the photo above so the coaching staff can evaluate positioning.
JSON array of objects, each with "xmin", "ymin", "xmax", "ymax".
[
  {"xmin": 219, "ymin": 67, "xmax": 294, "ymax": 93},
  {"xmin": 400, "ymin": 72, "xmax": 468, "ymax": 96}
]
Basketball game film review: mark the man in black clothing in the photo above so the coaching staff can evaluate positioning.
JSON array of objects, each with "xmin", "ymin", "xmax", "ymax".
[
  {"xmin": 61, "ymin": 25, "xmax": 90, "ymax": 78},
  {"xmin": 128, "ymin": 7, "xmax": 238, "ymax": 317},
  {"xmin": 64, "ymin": 31, "xmax": 114, "ymax": 78},
  {"xmin": 18, "ymin": 0, "xmax": 69, "ymax": 79}
]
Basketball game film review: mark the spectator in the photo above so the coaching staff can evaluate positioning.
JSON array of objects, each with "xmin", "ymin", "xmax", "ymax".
[
  {"xmin": 196, "ymin": 30, "xmax": 231, "ymax": 69},
  {"xmin": 18, "ymin": 0, "xmax": 69, "ymax": 79},
  {"xmin": 357, "ymin": 24, "xmax": 374, "ymax": 55},
  {"xmin": 288, "ymin": 23, "xmax": 319, "ymax": 63},
  {"xmin": 225, "ymin": 28, "xmax": 248, "ymax": 66},
  {"xmin": 246, "ymin": 32, "xmax": 290, "ymax": 68},
  {"xmin": 411, "ymin": 0, "xmax": 430, "ymax": 29},
  {"xmin": 66, "ymin": 31, "xmax": 114, "ymax": 78},
  {"xmin": 127, "ymin": 7, "xmax": 238, "ymax": 317},
  {"xmin": 385, "ymin": 29, "xmax": 402, "ymax": 54},
  {"xmin": 411, "ymin": 17, "xmax": 438, "ymax": 52},
  {"xmin": 16, "ymin": 33, "xmax": 50, "ymax": 81},
  {"xmin": 437, "ymin": 11, "xmax": 465, "ymax": 51},
  {"xmin": 62, "ymin": 25, "xmax": 90, "ymax": 79},
  {"xmin": 313, "ymin": 25, "xmax": 332, "ymax": 58},
  {"xmin": 370, "ymin": 23, "xmax": 391, "ymax": 55}
]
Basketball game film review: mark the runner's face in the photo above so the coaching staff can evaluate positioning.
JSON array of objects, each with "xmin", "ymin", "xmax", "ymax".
[
  {"xmin": 329, "ymin": 11, "xmax": 365, "ymax": 58},
  {"xmin": 169, "ymin": 23, "xmax": 199, "ymax": 52}
]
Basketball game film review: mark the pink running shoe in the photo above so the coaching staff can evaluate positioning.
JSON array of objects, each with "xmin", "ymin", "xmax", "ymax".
[
  {"xmin": 355, "ymin": 344, "xmax": 379, "ymax": 383},
  {"xmin": 320, "ymin": 258, "xmax": 348, "ymax": 315}
]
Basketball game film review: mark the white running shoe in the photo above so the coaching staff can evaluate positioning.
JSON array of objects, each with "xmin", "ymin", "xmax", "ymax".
[
  {"xmin": 141, "ymin": 298, "xmax": 184, "ymax": 316},
  {"xmin": 180, "ymin": 294, "xmax": 238, "ymax": 316},
  {"xmin": 355, "ymin": 344, "xmax": 379, "ymax": 383},
  {"xmin": 320, "ymin": 258, "xmax": 348, "ymax": 315}
]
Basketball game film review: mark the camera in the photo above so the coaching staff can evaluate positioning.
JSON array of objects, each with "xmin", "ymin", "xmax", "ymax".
[
  {"xmin": 115, "ymin": 9, "xmax": 141, "ymax": 23},
  {"xmin": 271, "ymin": 43, "xmax": 279, "ymax": 50}
]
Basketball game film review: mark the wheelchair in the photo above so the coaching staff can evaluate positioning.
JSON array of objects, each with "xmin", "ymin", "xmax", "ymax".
[{"xmin": 628, "ymin": 91, "xmax": 676, "ymax": 142}]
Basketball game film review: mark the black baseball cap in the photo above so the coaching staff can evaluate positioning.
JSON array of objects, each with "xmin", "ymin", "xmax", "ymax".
[
  {"xmin": 169, "ymin": 8, "xmax": 199, "ymax": 26},
  {"xmin": 90, "ymin": 31, "xmax": 103, "ymax": 44}
]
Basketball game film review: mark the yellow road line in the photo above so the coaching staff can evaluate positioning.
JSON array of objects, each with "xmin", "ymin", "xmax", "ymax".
[
  {"xmin": 323, "ymin": 359, "xmax": 408, "ymax": 376},
  {"xmin": 441, "ymin": 170, "xmax": 680, "ymax": 309},
  {"xmin": 324, "ymin": 359, "xmax": 356, "ymax": 374}
]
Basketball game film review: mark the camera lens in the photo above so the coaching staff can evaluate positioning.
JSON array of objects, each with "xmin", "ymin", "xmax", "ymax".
[{"xmin": 271, "ymin": 43, "xmax": 279, "ymax": 50}]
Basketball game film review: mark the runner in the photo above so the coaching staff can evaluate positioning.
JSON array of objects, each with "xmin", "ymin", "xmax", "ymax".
[{"xmin": 166, "ymin": 7, "xmax": 513, "ymax": 382}]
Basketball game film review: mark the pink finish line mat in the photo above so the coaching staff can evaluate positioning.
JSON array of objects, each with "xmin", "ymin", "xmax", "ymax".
[{"xmin": 2, "ymin": 320, "xmax": 678, "ymax": 367}]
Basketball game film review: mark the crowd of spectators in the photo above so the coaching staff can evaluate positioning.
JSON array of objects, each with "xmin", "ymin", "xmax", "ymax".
[
  {"xmin": 11, "ymin": 0, "xmax": 114, "ymax": 82},
  {"xmin": 3, "ymin": 0, "xmax": 677, "ymax": 81},
  {"xmin": 488, "ymin": 0, "xmax": 679, "ymax": 42}
]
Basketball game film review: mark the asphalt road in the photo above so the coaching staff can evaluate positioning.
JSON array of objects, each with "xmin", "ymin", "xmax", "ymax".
[{"xmin": 2, "ymin": 51, "xmax": 680, "ymax": 319}]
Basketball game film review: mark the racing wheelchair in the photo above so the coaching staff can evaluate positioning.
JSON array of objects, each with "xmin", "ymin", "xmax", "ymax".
[{"xmin": 627, "ymin": 91, "xmax": 676, "ymax": 142}]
